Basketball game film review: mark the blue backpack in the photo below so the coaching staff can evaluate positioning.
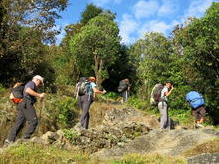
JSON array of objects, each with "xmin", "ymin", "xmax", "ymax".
[{"xmin": 186, "ymin": 91, "xmax": 205, "ymax": 109}]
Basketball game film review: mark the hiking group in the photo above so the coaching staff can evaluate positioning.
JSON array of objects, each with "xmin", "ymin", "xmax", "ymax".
[
  {"xmin": 5, "ymin": 75, "xmax": 206, "ymax": 146},
  {"xmin": 151, "ymin": 82, "xmax": 206, "ymax": 129}
]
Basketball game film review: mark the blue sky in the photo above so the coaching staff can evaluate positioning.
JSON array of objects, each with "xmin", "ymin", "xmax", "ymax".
[{"xmin": 56, "ymin": 0, "xmax": 219, "ymax": 45}]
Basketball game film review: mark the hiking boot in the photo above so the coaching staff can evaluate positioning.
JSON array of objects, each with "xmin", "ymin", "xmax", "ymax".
[
  {"xmin": 74, "ymin": 123, "xmax": 85, "ymax": 131},
  {"xmin": 195, "ymin": 123, "xmax": 204, "ymax": 128},
  {"xmin": 3, "ymin": 139, "xmax": 14, "ymax": 147}
]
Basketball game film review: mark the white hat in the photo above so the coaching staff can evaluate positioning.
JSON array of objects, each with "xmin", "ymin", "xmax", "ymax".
[{"xmin": 33, "ymin": 75, "xmax": 44, "ymax": 85}]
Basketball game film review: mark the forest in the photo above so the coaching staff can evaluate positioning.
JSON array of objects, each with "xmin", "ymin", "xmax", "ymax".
[{"xmin": 0, "ymin": 1, "xmax": 219, "ymax": 124}]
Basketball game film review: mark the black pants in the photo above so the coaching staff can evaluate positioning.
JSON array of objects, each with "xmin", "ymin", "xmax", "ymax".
[
  {"xmin": 8, "ymin": 100, "xmax": 38, "ymax": 141},
  {"xmin": 78, "ymin": 95, "xmax": 93, "ymax": 129}
]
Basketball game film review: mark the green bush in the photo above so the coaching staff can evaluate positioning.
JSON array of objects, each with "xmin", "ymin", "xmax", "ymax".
[
  {"xmin": 63, "ymin": 129, "xmax": 80, "ymax": 144},
  {"xmin": 127, "ymin": 97, "xmax": 148, "ymax": 110},
  {"xmin": 0, "ymin": 84, "xmax": 7, "ymax": 94},
  {"xmin": 103, "ymin": 92, "xmax": 120, "ymax": 99},
  {"xmin": 38, "ymin": 94, "xmax": 79, "ymax": 129},
  {"xmin": 56, "ymin": 96, "xmax": 78, "ymax": 128}
]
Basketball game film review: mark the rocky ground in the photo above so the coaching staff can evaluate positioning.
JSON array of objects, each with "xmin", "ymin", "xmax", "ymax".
[{"xmin": 1, "ymin": 103, "xmax": 219, "ymax": 163}]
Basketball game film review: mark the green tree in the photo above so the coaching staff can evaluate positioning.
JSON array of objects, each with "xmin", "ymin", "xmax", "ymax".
[
  {"xmin": 80, "ymin": 3, "xmax": 103, "ymax": 24},
  {"xmin": 0, "ymin": 0, "xmax": 68, "ymax": 86},
  {"xmin": 130, "ymin": 32, "xmax": 172, "ymax": 99},
  {"xmin": 69, "ymin": 14, "xmax": 121, "ymax": 86},
  {"xmin": 173, "ymin": 2, "xmax": 219, "ymax": 123}
]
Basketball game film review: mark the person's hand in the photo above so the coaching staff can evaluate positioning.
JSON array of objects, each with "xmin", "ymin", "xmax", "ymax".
[
  {"xmin": 171, "ymin": 86, "xmax": 174, "ymax": 90},
  {"xmin": 39, "ymin": 93, "xmax": 45, "ymax": 98},
  {"xmin": 102, "ymin": 90, "xmax": 107, "ymax": 94}
]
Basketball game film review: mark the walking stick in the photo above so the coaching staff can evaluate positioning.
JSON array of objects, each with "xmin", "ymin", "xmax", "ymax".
[{"xmin": 37, "ymin": 86, "xmax": 45, "ymax": 134}]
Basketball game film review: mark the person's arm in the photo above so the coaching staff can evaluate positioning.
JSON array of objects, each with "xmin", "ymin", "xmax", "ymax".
[
  {"xmin": 25, "ymin": 88, "xmax": 45, "ymax": 98},
  {"xmin": 93, "ymin": 87, "xmax": 106, "ymax": 94},
  {"xmin": 164, "ymin": 86, "xmax": 174, "ymax": 97}
]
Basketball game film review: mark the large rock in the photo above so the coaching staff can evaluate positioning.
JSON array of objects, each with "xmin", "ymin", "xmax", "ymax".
[
  {"xmin": 29, "ymin": 108, "xmax": 155, "ymax": 153},
  {"xmin": 187, "ymin": 153, "xmax": 219, "ymax": 164},
  {"xmin": 92, "ymin": 128, "xmax": 219, "ymax": 160}
]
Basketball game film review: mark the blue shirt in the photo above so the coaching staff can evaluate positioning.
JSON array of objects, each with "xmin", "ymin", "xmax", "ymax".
[{"xmin": 89, "ymin": 82, "xmax": 96, "ymax": 96}]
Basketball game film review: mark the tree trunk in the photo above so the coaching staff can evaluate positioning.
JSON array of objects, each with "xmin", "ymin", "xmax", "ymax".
[{"xmin": 94, "ymin": 53, "xmax": 104, "ymax": 87}]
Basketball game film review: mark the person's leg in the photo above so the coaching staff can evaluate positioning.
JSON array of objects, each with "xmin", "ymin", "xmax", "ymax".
[
  {"xmin": 80, "ymin": 95, "xmax": 92, "ymax": 129},
  {"xmin": 197, "ymin": 106, "xmax": 206, "ymax": 124},
  {"xmin": 158, "ymin": 102, "xmax": 168, "ymax": 129},
  {"xmin": 7, "ymin": 103, "xmax": 26, "ymax": 142},
  {"xmin": 121, "ymin": 91, "xmax": 126, "ymax": 103},
  {"xmin": 22, "ymin": 102, "xmax": 38, "ymax": 139},
  {"xmin": 78, "ymin": 96, "xmax": 83, "ymax": 110},
  {"xmin": 125, "ymin": 90, "xmax": 128, "ymax": 102}
]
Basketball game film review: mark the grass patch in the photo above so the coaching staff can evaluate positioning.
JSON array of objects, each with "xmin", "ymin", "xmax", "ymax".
[
  {"xmin": 0, "ymin": 143, "xmax": 187, "ymax": 164},
  {"xmin": 111, "ymin": 153, "xmax": 186, "ymax": 164},
  {"xmin": 0, "ymin": 142, "xmax": 90, "ymax": 164},
  {"xmin": 183, "ymin": 138, "xmax": 219, "ymax": 157}
]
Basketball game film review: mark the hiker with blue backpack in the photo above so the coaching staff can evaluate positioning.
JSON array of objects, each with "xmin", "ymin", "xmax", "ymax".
[
  {"xmin": 186, "ymin": 91, "xmax": 206, "ymax": 128},
  {"xmin": 77, "ymin": 76, "xmax": 106, "ymax": 129}
]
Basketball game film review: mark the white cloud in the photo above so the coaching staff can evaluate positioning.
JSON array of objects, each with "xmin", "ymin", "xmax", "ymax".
[
  {"xmin": 138, "ymin": 20, "xmax": 180, "ymax": 38},
  {"xmin": 89, "ymin": 0, "xmax": 123, "ymax": 6},
  {"xmin": 119, "ymin": 14, "xmax": 139, "ymax": 44},
  {"xmin": 185, "ymin": 0, "xmax": 214, "ymax": 18},
  {"xmin": 157, "ymin": 0, "xmax": 178, "ymax": 16},
  {"xmin": 138, "ymin": 20, "xmax": 171, "ymax": 37},
  {"xmin": 133, "ymin": 0, "xmax": 159, "ymax": 19}
]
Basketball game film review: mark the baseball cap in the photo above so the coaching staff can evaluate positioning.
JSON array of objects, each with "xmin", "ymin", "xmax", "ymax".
[{"xmin": 33, "ymin": 75, "xmax": 44, "ymax": 85}]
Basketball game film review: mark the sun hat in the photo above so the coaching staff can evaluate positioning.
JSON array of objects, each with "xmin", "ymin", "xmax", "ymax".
[{"xmin": 33, "ymin": 75, "xmax": 44, "ymax": 85}]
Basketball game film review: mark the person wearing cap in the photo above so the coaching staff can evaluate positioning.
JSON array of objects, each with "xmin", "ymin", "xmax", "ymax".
[
  {"xmin": 78, "ymin": 76, "xmax": 106, "ymax": 129},
  {"xmin": 158, "ymin": 81, "xmax": 174, "ymax": 129},
  {"xmin": 5, "ymin": 75, "xmax": 45, "ymax": 144}
]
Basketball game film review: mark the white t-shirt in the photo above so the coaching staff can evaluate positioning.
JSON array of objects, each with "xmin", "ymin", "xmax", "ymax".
[{"xmin": 160, "ymin": 86, "xmax": 168, "ymax": 102}]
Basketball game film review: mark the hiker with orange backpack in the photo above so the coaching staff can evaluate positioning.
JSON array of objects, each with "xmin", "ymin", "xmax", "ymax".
[{"xmin": 5, "ymin": 75, "xmax": 45, "ymax": 145}]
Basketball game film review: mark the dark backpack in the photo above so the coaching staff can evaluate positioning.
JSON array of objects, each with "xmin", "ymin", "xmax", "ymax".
[
  {"xmin": 118, "ymin": 81, "xmax": 128, "ymax": 92},
  {"xmin": 186, "ymin": 91, "xmax": 205, "ymax": 109},
  {"xmin": 77, "ymin": 81, "xmax": 92, "ymax": 96},
  {"xmin": 10, "ymin": 83, "xmax": 24, "ymax": 104},
  {"xmin": 150, "ymin": 84, "xmax": 164, "ymax": 105}
]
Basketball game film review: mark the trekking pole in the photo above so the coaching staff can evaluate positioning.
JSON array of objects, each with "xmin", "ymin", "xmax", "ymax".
[{"xmin": 37, "ymin": 86, "xmax": 45, "ymax": 134}]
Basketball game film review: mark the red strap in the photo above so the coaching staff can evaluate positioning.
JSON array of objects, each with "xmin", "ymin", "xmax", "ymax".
[{"xmin": 11, "ymin": 98, "xmax": 23, "ymax": 104}]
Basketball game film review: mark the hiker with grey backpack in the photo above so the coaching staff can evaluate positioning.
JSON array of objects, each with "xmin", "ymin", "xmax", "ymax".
[
  {"xmin": 150, "ymin": 82, "xmax": 174, "ymax": 129},
  {"xmin": 76, "ymin": 77, "xmax": 106, "ymax": 129},
  {"xmin": 117, "ymin": 78, "xmax": 131, "ymax": 103}
]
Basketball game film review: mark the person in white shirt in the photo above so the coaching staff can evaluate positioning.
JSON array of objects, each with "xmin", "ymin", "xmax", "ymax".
[{"xmin": 158, "ymin": 82, "xmax": 174, "ymax": 129}]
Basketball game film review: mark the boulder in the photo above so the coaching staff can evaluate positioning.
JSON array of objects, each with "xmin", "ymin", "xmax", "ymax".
[{"xmin": 92, "ymin": 128, "xmax": 219, "ymax": 160}]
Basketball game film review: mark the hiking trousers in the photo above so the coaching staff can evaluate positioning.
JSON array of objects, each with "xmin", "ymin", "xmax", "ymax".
[
  {"xmin": 78, "ymin": 95, "xmax": 93, "ymax": 129},
  {"xmin": 158, "ymin": 101, "xmax": 170, "ymax": 129},
  {"xmin": 121, "ymin": 90, "xmax": 128, "ymax": 102},
  {"xmin": 7, "ymin": 100, "xmax": 38, "ymax": 142}
]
